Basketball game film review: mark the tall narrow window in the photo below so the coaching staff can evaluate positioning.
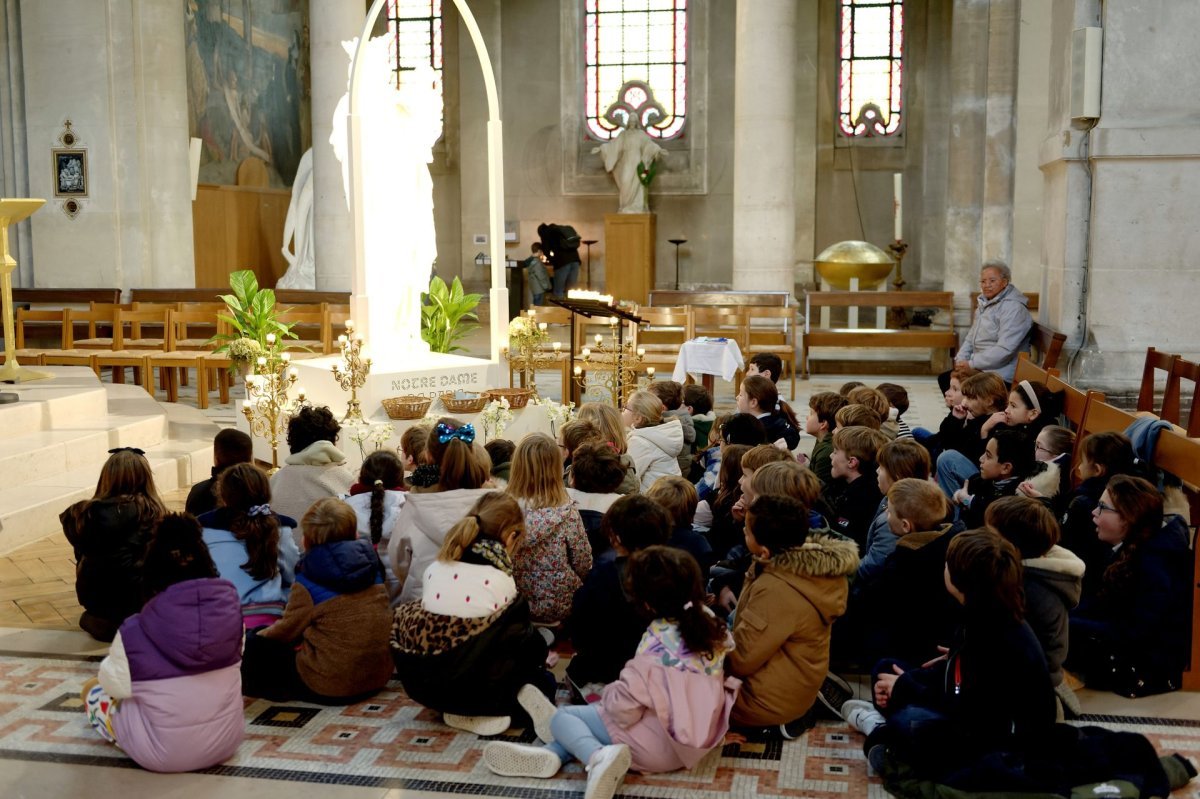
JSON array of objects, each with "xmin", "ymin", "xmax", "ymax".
[
  {"xmin": 585, "ymin": 0, "xmax": 688, "ymax": 141},
  {"xmin": 387, "ymin": 0, "xmax": 443, "ymax": 125},
  {"xmin": 838, "ymin": 0, "xmax": 903, "ymax": 138}
]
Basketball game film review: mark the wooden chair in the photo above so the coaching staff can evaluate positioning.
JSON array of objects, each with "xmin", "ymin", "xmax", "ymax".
[
  {"xmin": 743, "ymin": 306, "xmax": 799, "ymax": 400},
  {"xmin": 1162, "ymin": 357, "xmax": 1200, "ymax": 435},
  {"xmin": 32, "ymin": 309, "xmax": 98, "ymax": 374},
  {"xmin": 69, "ymin": 305, "xmax": 118, "ymax": 350},
  {"xmin": 275, "ymin": 306, "xmax": 329, "ymax": 358},
  {"xmin": 630, "ymin": 307, "xmax": 690, "ymax": 374},
  {"xmin": 1150, "ymin": 428, "xmax": 1200, "ymax": 690},
  {"xmin": 1137, "ymin": 347, "xmax": 1180, "ymax": 417},
  {"xmin": 148, "ymin": 311, "xmax": 218, "ymax": 408},
  {"xmin": 1046, "ymin": 374, "xmax": 1104, "ymax": 432},
  {"xmin": 1011, "ymin": 352, "xmax": 1059, "ymax": 391},
  {"xmin": 1075, "ymin": 398, "xmax": 1138, "ymax": 448},
  {"xmin": 1028, "ymin": 322, "xmax": 1068, "ymax": 370},
  {"xmin": 13, "ymin": 308, "xmax": 65, "ymax": 365}
]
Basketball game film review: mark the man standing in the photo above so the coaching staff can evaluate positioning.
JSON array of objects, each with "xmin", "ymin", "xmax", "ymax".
[{"xmin": 955, "ymin": 261, "xmax": 1032, "ymax": 383}]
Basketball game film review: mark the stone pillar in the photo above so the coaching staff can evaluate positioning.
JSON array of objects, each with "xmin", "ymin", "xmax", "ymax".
[
  {"xmin": 732, "ymin": 0, "xmax": 796, "ymax": 292},
  {"xmin": 0, "ymin": 0, "xmax": 31, "ymax": 286},
  {"xmin": 310, "ymin": 0, "xmax": 362, "ymax": 291},
  {"xmin": 792, "ymin": 0, "xmax": 818, "ymax": 287},
  {"xmin": 19, "ymin": 0, "xmax": 193, "ymax": 289}
]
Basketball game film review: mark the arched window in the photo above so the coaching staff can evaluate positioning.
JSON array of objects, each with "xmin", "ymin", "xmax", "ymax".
[
  {"xmin": 584, "ymin": 0, "xmax": 688, "ymax": 141},
  {"xmin": 838, "ymin": 0, "xmax": 904, "ymax": 138},
  {"xmin": 387, "ymin": 0, "xmax": 444, "ymax": 124}
]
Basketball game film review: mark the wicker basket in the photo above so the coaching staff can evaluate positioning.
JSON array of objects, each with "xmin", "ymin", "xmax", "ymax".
[
  {"xmin": 440, "ymin": 391, "xmax": 488, "ymax": 414},
  {"xmin": 381, "ymin": 395, "xmax": 433, "ymax": 420},
  {"xmin": 481, "ymin": 388, "xmax": 534, "ymax": 409}
]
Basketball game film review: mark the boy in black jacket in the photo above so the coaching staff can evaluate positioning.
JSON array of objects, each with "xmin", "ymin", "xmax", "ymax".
[
  {"xmin": 823, "ymin": 426, "xmax": 889, "ymax": 554},
  {"xmin": 952, "ymin": 428, "xmax": 1034, "ymax": 529}
]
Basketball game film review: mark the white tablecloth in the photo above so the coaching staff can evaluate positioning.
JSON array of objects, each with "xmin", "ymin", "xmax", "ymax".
[{"xmin": 671, "ymin": 338, "xmax": 745, "ymax": 383}]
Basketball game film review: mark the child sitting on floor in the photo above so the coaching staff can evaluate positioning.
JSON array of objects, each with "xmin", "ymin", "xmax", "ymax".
[
  {"xmin": 243, "ymin": 498, "xmax": 393, "ymax": 703},
  {"xmin": 568, "ymin": 495, "xmax": 673, "ymax": 695},
  {"xmin": 646, "ymin": 475, "xmax": 715, "ymax": 573},
  {"xmin": 728, "ymin": 495, "xmax": 859, "ymax": 739},
  {"xmin": 566, "ymin": 440, "xmax": 629, "ymax": 558},
  {"xmin": 399, "ymin": 424, "xmax": 430, "ymax": 483},
  {"xmin": 83, "ymin": 513, "xmax": 244, "ymax": 773},
  {"xmin": 345, "ymin": 449, "xmax": 406, "ymax": 602},
  {"xmin": 648, "ymin": 380, "xmax": 697, "ymax": 478},
  {"xmin": 484, "ymin": 439, "xmax": 515, "ymax": 484},
  {"xmin": 952, "ymin": 428, "xmax": 1034, "ymax": 529},
  {"xmin": 392, "ymin": 492, "xmax": 556, "ymax": 736},
  {"xmin": 841, "ymin": 529, "xmax": 1056, "ymax": 783},
  {"xmin": 823, "ymin": 426, "xmax": 889, "ymax": 553},
  {"xmin": 484, "ymin": 546, "xmax": 740, "ymax": 799},
  {"xmin": 800, "ymin": 391, "xmax": 848, "ymax": 483},
  {"xmin": 683, "ymin": 383, "xmax": 716, "ymax": 479},
  {"xmin": 1017, "ymin": 424, "xmax": 1075, "ymax": 516},
  {"xmin": 507, "ymin": 433, "xmax": 592, "ymax": 624}
]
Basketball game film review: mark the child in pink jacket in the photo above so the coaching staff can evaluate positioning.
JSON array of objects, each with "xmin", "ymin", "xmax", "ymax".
[{"xmin": 483, "ymin": 546, "xmax": 740, "ymax": 799}]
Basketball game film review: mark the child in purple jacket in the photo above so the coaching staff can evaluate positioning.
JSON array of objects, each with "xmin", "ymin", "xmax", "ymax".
[{"xmin": 82, "ymin": 513, "xmax": 245, "ymax": 772}]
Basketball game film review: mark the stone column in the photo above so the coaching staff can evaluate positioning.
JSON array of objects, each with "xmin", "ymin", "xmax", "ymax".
[
  {"xmin": 0, "ymin": 0, "xmax": 31, "ymax": 286},
  {"xmin": 732, "ymin": 0, "xmax": 796, "ymax": 292},
  {"xmin": 310, "ymin": 0, "xmax": 362, "ymax": 291}
]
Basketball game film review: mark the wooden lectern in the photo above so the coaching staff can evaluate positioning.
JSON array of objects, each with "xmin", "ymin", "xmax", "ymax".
[
  {"xmin": 0, "ymin": 198, "xmax": 50, "ymax": 383},
  {"xmin": 604, "ymin": 213, "xmax": 655, "ymax": 305}
]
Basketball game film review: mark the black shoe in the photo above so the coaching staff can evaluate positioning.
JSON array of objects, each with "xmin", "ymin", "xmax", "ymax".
[
  {"xmin": 815, "ymin": 672, "xmax": 854, "ymax": 719},
  {"xmin": 778, "ymin": 711, "xmax": 816, "ymax": 741}
]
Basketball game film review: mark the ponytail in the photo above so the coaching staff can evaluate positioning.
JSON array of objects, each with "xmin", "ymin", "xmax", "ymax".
[
  {"xmin": 626, "ymin": 545, "xmax": 728, "ymax": 657},
  {"xmin": 777, "ymin": 398, "xmax": 801, "ymax": 430},
  {"xmin": 359, "ymin": 450, "xmax": 404, "ymax": 545},
  {"xmin": 437, "ymin": 492, "xmax": 525, "ymax": 562},
  {"xmin": 218, "ymin": 463, "xmax": 280, "ymax": 581},
  {"xmin": 369, "ymin": 480, "xmax": 386, "ymax": 545}
]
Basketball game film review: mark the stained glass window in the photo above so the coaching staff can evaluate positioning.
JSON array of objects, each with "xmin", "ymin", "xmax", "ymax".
[
  {"xmin": 387, "ymin": 0, "xmax": 443, "ymax": 123},
  {"xmin": 838, "ymin": 0, "xmax": 903, "ymax": 138},
  {"xmin": 585, "ymin": 0, "xmax": 688, "ymax": 141}
]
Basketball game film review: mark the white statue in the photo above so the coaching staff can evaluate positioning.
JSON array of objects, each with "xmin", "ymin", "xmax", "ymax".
[
  {"xmin": 594, "ymin": 116, "xmax": 663, "ymax": 214},
  {"xmin": 278, "ymin": 147, "xmax": 315, "ymax": 289},
  {"xmin": 331, "ymin": 36, "xmax": 442, "ymax": 351}
]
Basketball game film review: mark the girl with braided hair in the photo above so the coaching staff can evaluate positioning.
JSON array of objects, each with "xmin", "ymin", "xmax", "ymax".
[{"xmin": 345, "ymin": 450, "xmax": 406, "ymax": 602}]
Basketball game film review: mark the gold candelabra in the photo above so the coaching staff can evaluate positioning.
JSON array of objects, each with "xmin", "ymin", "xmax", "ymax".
[
  {"xmin": 242, "ymin": 339, "xmax": 303, "ymax": 474},
  {"xmin": 571, "ymin": 316, "xmax": 654, "ymax": 407},
  {"xmin": 504, "ymin": 309, "xmax": 559, "ymax": 399},
  {"xmin": 331, "ymin": 319, "xmax": 371, "ymax": 425}
]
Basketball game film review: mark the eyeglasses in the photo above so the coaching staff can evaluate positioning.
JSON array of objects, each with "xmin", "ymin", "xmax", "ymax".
[
  {"xmin": 1034, "ymin": 442, "xmax": 1053, "ymax": 454},
  {"xmin": 1095, "ymin": 501, "xmax": 1118, "ymax": 515}
]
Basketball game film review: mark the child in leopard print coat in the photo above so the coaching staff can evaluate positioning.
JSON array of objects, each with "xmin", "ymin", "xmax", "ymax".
[{"xmin": 391, "ymin": 493, "xmax": 556, "ymax": 735}]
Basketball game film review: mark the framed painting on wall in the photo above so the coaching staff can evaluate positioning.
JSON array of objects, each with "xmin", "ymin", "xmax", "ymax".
[{"xmin": 53, "ymin": 149, "xmax": 88, "ymax": 197}]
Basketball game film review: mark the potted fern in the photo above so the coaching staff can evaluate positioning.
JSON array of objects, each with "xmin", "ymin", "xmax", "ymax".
[
  {"xmin": 421, "ymin": 276, "xmax": 481, "ymax": 353},
  {"xmin": 210, "ymin": 270, "xmax": 298, "ymax": 372}
]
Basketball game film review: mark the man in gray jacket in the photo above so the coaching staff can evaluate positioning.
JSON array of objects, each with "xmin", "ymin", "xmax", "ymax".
[{"xmin": 955, "ymin": 261, "xmax": 1033, "ymax": 382}]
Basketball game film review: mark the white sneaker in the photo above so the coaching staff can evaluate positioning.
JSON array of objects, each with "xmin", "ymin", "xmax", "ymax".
[
  {"xmin": 840, "ymin": 699, "xmax": 885, "ymax": 736},
  {"xmin": 517, "ymin": 684, "xmax": 558, "ymax": 743},
  {"xmin": 482, "ymin": 741, "xmax": 562, "ymax": 778},
  {"xmin": 584, "ymin": 744, "xmax": 632, "ymax": 799},
  {"xmin": 443, "ymin": 712, "xmax": 511, "ymax": 737}
]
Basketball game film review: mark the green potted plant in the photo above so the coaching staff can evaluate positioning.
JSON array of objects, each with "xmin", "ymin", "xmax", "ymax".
[
  {"xmin": 421, "ymin": 275, "xmax": 481, "ymax": 353},
  {"xmin": 210, "ymin": 269, "xmax": 297, "ymax": 372}
]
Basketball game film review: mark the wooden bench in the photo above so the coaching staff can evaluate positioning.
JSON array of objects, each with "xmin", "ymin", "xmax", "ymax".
[
  {"xmin": 1029, "ymin": 321, "xmax": 1067, "ymax": 370},
  {"xmin": 801, "ymin": 291, "xmax": 957, "ymax": 377},
  {"xmin": 129, "ymin": 288, "xmax": 350, "ymax": 307},
  {"xmin": 647, "ymin": 290, "xmax": 793, "ymax": 308},
  {"xmin": 1151, "ymin": 427, "xmax": 1200, "ymax": 690},
  {"xmin": 9, "ymin": 288, "xmax": 123, "ymax": 347}
]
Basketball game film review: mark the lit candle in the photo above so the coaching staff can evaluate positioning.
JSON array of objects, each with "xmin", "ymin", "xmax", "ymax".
[
  {"xmin": 647, "ymin": 367, "xmax": 655, "ymax": 377},
  {"xmin": 297, "ymin": 387, "xmax": 306, "ymax": 399},
  {"xmin": 573, "ymin": 366, "xmax": 582, "ymax": 376},
  {"xmin": 338, "ymin": 334, "xmax": 347, "ymax": 344},
  {"xmin": 637, "ymin": 347, "xmax": 645, "ymax": 357},
  {"xmin": 288, "ymin": 367, "xmax": 298, "ymax": 379},
  {"xmin": 527, "ymin": 309, "xmax": 536, "ymax": 318},
  {"xmin": 265, "ymin": 333, "xmax": 276, "ymax": 345},
  {"xmin": 893, "ymin": 173, "xmax": 903, "ymax": 241},
  {"xmin": 582, "ymin": 347, "xmax": 591, "ymax": 358},
  {"xmin": 256, "ymin": 356, "xmax": 267, "ymax": 366},
  {"xmin": 594, "ymin": 334, "xmax": 603, "ymax": 345},
  {"xmin": 280, "ymin": 351, "xmax": 291, "ymax": 363},
  {"xmin": 539, "ymin": 322, "xmax": 547, "ymax": 332},
  {"xmin": 552, "ymin": 341, "xmax": 562, "ymax": 352},
  {"xmin": 609, "ymin": 316, "xmax": 618, "ymax": 326},
  {"xmin": 345, "ymin": 319, "xmax": 354, "ymax": 330},
  {"xmin": 355, "ymin": 335, "xmax": 363, "ymax": 344}
]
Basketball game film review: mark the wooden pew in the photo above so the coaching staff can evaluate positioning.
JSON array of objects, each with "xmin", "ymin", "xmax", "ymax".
[
  {"xmin": 1151, "ymin": 428, "xmax": 1200, "ymax": 690},
  {"xmin": 802, "ymin": 291, "xmax": 957, "ymax": 377}
]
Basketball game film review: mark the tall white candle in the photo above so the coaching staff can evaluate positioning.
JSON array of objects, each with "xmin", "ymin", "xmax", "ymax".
[{"xmin": 893, "ymin": 173, "xmax": 903, "ymax": 241}]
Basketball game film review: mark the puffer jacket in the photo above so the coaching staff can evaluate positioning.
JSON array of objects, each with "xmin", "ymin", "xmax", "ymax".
[
  {"xmin": 1023, "ymin": 545, "xmax": 1085, "ymax": 686},
  {"xmin": 664, "ymin": 408, "xmax": 697, "ymax": 477},
  {"xmin": 61, "ymin": 497, "xmax": 157, "ymax": 627},
  {"xmin": 257, "ymin": 538, "xmax": 393, "ymax": 698},
  {"xmin": 957, "ymin": 284, "xmax": 1033, "ymax": 382},
  {"xmin": 729, "ymin": 533, "xmax": 860, "ymax": 726},
  {"xmin": 627, "ymin": 418, "xmax": 684, "ymax": 492},
  {"xmin": 388, "ymin": 487, "xmax": 497, "ymax": 603},
  {"xmin": 98, "ymin": 578, "xmax": 244, "ymax": 772}
]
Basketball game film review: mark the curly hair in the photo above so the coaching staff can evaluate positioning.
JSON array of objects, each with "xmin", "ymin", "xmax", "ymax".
[
  {"xmin": 286, "ymin": 405, "xmax": 341, "ymax": 454},
  {"xmin": 626, "ymin": 546, "xmax": 728, "ymax": 656}
]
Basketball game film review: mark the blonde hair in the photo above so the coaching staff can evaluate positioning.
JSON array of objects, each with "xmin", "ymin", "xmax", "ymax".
[
  {"xmin": 302, "ymin": 497, "xmax": 359, "ymax": 548},
  {"xmin": 831, "ymin": 425, "xmax": 888, "ymax": 465},
  {"xmin": 741, "ymin": 443, "xmax": 792, "ymax": 473},
  {"xmin": 846, "ymin": 386, "xmax": 890, "ymax": 423},
  {"xmin": 835, "ymin": 403, "xmax": 883, "ymax": 430},
  {"xmin": 576, "ymin": 402, "xmax": 627, "ymax": 453},
  {"xmin": 888, "ymin": 478, "xmax": 947, "ymax": 532},
  {"xmin": 645, "ymin": 475, "xmax": 698, "ymax": 529},
  {"xmin": 751, "ymin": 461, "xmax": 822, "ymax": 506},
  {"xmin": 708, "ymin": 412, "xmax": 733, "ymax": 448},
  {"xmin": 438, "ymin": 492, "xmax": 524, "ymax": 562},
  {"xmin": 960, "ymin": 372, "xmax": 1008, "ymax": 411},
  {"xmin": 624, "ymin": 390, "xmax": 664, "ymax": 428},
  {"xmin": 506, "ymin": 433, "xmax": 570, "ymax": 508}
]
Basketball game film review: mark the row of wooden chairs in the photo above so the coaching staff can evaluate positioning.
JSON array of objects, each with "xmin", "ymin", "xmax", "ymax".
[
  {"xmin": 506, "ymin": 304, "xmax": 799, "ymax": 401},
  {"xmin": 1138, "ymin": 347, "xmax": 1200, "ymax": 436}
]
